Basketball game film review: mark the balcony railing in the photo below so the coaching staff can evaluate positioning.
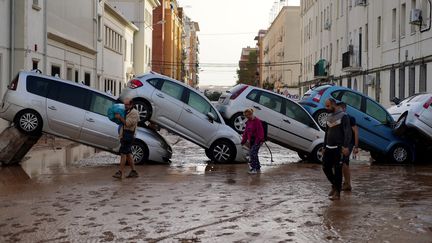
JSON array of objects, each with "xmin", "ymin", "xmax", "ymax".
[
  {"xmin": 314, "ymin": 59, "xmax": 328, "ymax": 78},
  {"xmin": 342, "ymin": 51, "xmax": 362, "ymax": 72}
]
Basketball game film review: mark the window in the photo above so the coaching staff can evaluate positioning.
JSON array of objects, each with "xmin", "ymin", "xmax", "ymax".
[
  {"xmin": 97, "ymin": 15, "xmax": 102, "ymax": 41},
  {"xmin": 32, "ymin": 60, "xmax": 39, "ymax": 70},
  {"xmin": 26, "ymin": 76, "xmax": 50, "ymax": 97},
  {"xmin": 257, "ymin": 92, "xmax": 283, "ymax": 113},
  {"xmin": 89, "ymin": 93, "xmax": 115, "ymax": 116},
  {"xmin": 376, "ymin": 72, "xmax": 381, "ymax": 102},
  {"xmin": 160, "ymin": 81, "xmax": 184, "ymax": 100},
  {"xmin": 365, "ymin": 99, "xmax": 388, "ymax": 124},
  {"xmin": 246, "ymin": 90, "xmax": 259, "ymax": 101},
  {"xmin": 84, "ymin": 72, "xmax": 91, "ymax": 86},
  {"xmin": 340, "ymin": 91, "xmax": 362, "ymax": 110},
  {"xmin": 51, "ymin": 65, "xmax": 60, "ymax": 77},
  {"xmin": 32, "ymin": 0, "xmax": 41, "ymax": 10},
  {"xmin": 409, "ymin": 66, "xmax": 416, "ymax": 96},
  {"xmin": 49, "ymin": 82, "xmax": 88, "ymax": 109},
  {"xmin": 377, "ymin": 16, "xmax": 382, "ymax": 46},
  {"xmin": 390, "ymin": 69, "xmax": 396, "ymax": 100},
  {"xmin": 67, "ymin": 67, "xmax": 73, "ymax": 81},
  {"xmin": 365, "ymin": 24, "xmax": 369, "ymax": 52},
  {"xmin": 104, "ymin": 26, "xmax": 124, "ymax": 53},
  {"xmin": 331, "ymin": 90, "xmax": 342, "ymax": 99},
  {"xmin": 187, "ymin": 91, "xmax": 211, "ymax": 115},
  {"xmin": 75, "ymin": 70, "xmax": 79, "ymax": 83},
  {"xmin": 347, "ymin": 78, "xmax": 352, "ymax": 89},
  {"xmin": 392, "ymin": 8, "xmax": 397, "ymax": 41},
  {"xmin": 419, "ymin": 64, "xmax": 427, "ymax": 92},
  {"xmin": 284, "ymin": 100, "xmax": 316, "ymax": 128},
  {"xmin": 147, "ymin": 78, "xmax": 163, "ymax": 88},
  {"xmin": 336, "ymin": 40, "xmax": 339, "ymax": 62},
  {"xmin": 411, "ymin": 0, "xmax": 417, "ymax": 34},
  {"xmin": 401, "ymin": 3, "xmax": 406, "ymax": 37},
  {"xmin": 399, "ymin": 68, "xmax": 406, "ymax": 99}
]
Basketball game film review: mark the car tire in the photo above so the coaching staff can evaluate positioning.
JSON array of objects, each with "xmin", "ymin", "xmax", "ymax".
[
  {"xmin": 230, "ymin": 113, "xmax": 247, "ymax": 134},
  {"xmin": 15, "ymin": 109, "xmax": 43, "ymax": 135},
  {"xmin": 297, "ymin": 152, "xmax": 309, "ymax": 161},
  {"xmin": 205, "ymin": 149, "xmax": 212, "ymax": 160},
  {"xmin": 313, "ymin": 110, "xmax": 329, "ymax": 130},
  {"xmin": 131, "ymin": 140, "xmax": 149, "ymax": 165},
  {"xmin": 393, "ymin": 113, "xmax": 408, "ymax": 137},
  {"xmin": 310, "ymin": 144, "xmax": 325, "ymax": 163},
  {"xmin": 134, "ymin": 100, "xmax": 152, "ymax": 123},
  {"xmin": 208, "ymin": 140, "xmax": 236, "ymax": 163},
  {"xmin": 388, "ymin": 144, "xmax": 412, "ymax": 164}
]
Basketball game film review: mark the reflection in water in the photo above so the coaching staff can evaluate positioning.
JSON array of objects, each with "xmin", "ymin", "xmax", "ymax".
[{"xmin": 20, "ymin": 144, "xmax": 96, "ymax": 178}]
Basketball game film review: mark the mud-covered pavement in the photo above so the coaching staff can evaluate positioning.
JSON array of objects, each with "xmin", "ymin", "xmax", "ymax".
[{"xmin": 0, "ymin": 135, "xmax": 432, "ymax": 242}]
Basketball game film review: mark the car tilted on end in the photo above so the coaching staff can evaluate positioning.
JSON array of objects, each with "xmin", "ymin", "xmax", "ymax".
[
  {"xmin": 216, "ymin": 84, "xmax": 325, "ymax": 163},
  {"xmin": 0, "ymin": 71, "xmax": 172, "ymax": 164},
  {"xmin": 300, "ymin": 84, "xmax": 415, "ymax": 164},
  {"xmin": 118, "ymin": 72, "xmax": 247, "ymax": 163}
]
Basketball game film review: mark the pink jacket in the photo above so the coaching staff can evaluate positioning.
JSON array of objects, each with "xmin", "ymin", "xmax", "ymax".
[{"xmin": 241, "ymin": 117, "xmax": 265, "ymax": 145}]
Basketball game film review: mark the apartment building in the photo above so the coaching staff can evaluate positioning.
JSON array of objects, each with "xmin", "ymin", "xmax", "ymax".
[
  {"xmin": 254, "ymin": 29, "xmax": 267, "ymax": 88},
  {"xmin": 108, "ymin": 0, "xmax": 161, "ymax": 75},
  {"xmin": 300, "ymin": 0, "xmax": 432, "ymax": 107},
  {"xmin": 183, "ymin": 16, "xmax": 200, "ymax": 87},
  {"xmin": 263, "ymin": 6, "xmax": 301, "ymax": 95}
]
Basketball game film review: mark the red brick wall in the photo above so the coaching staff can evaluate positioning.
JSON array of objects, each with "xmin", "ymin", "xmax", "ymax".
[{"xmin": 152, "ymin": 4, "xmax": 164, "ymax": 74}]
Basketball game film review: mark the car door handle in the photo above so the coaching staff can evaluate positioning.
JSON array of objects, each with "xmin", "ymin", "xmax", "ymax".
[
  {"xmin": 48, "ymin": 106, "xmax": 57, "ymax": 110},
  {"xmin": 156, "ymin": 93, "xmax": 165, "ymax": 98},
  {"xmin": 253, "ymin": 106, "xmax": 261, "ymax": 110},
  {"xmin": 283, "ymin": 119, "xmax": 291, "ymax": 124},
  {"xmin": 86, "ymin": 118, "xmax": 95, "ymax": 122},
  {"xmin": 185, "ymin": 108, "xmax": 193, "ymax": 113},
  {"xmin": 364, "ymin": 117, "xmax": 371, "ymax": 121}
]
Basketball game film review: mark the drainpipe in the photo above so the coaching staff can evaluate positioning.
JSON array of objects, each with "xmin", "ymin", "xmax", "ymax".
[
  {"xmin": 9, "ymin": 0, "xmax": 15, "ymax": 81},
  {"xmin": 43, "ymin": 0, "xmax": 47, "ymax": 74}
]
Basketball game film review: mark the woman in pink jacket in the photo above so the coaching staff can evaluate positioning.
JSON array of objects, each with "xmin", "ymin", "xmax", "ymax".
[{"xmin": 241, "ymin": 108, "xmax": 265, "ymax": 174}]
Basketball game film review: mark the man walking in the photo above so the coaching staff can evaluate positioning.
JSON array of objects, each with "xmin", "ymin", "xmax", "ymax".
[
  {"xmin": 113, "ymin": 99, "xmax": 139, "ymax": 179},
  {"xmin": 338, "ymin": 102, "xmax": 359, "ymax": 191},
  {"xmin": 323, "ymin": 98, "xmax": 352, "ymax": 200}
]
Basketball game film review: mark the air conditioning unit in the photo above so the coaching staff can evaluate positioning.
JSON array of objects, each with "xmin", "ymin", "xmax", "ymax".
[
  {"xmin": 410, "ymin": 9, "xmax": 423, "ymax": 25},
  {"xmin": 324, "ymin": 20, "xmax": 331, "ymax": 30},
  {"xmin": 355, "ymin": 0, "xmax": 367, "ymax": 6},
  {"xmin": 365, "ymin": 75, "xmax": 375, "ymax": 86}
]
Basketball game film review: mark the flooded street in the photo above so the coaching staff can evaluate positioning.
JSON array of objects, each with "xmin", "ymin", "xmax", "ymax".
[{"xmin": 0, "ymin": 135, "xmax": 432, "ymax": 242}]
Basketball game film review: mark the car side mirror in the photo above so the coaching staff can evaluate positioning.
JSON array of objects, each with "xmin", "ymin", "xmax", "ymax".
[
  {"xmin": 207, "ymin": 112, "xmax": 216, "ymax": 123},
  {"xmin": 391, "ymin": 97, "xmax": 401, "ymax": 105}
]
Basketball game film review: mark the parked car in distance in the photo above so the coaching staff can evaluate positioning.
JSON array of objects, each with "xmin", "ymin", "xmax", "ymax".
[
  {"xmin": 118, "ymin": 72, "xmax": 247, "ymax": 164},
  {"xmin": 0, "ymin": 71, "xmax": 172, "ymax": 164},
  {"xmin": 300, "ymin": 84, "xmax": 415, "ymax": 164},
  {"xmin": 388, "ymin": 93, "xmax": 432, "ymax": 141},
  {"xmin": 216, "ymin": 84, "xmax": 325, "ymax": 163}
]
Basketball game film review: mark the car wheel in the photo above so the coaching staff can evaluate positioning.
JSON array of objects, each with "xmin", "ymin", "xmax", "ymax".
[
  {"xmin": 134, "ymin": 100, "xmax": 152, "ymax": 123},
  {"xmin": 205, "ymin": 149, "xmax": 212, "ymax": 160},
  {"xmin": 388, "ymin": 144, "xmax": 412, "ymax": 164},
  {"xmin": 15, "ymin": 110, "xmax": 43, "ymax": 135},
  {"xmin": 131, "ymin": 141, "xmax": 149, "ymax": 165},
  {"xmin": 310, "ymin": 144, "xmax": 325, "ymax": 163},
  {"xmin": 393, "ymin": 113, "xmax": 408, "ymax": 137},
  {"xmin": 209, "ymin": 140, "xmax": 236, "ymax": 163},
  {"xmin": 314, "ymin": 110, "xmax": 329, "ymax": 130},
  {"xmin": 297, "ymin": 152, "xmax": 309, "ymax": 161},
  {"xmin": 230, "ymin": 113, "xmax": 247, "ymax": 133}
]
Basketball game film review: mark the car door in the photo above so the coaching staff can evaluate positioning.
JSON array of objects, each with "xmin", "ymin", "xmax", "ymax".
[
  {"xmin": 80, "ymin": 92, "xmax": 119, "ymax": 150},
  {"xmin": 46, "ymin": 82, "xmax": 88, "ymax": 139},
  {"xmin": 177, "ymin": 90, "xmax": 221, "ymax": 147},
  {"xmin": 251, "ymin": 91, "xmax": 284, "ymax": 141},
  {"xmin": 362, "ymin": 98, "xmax": 394, "ymax": 149},
  {"xmin": 278, "ymin": 99, "xmax": 322, "ymax": 151},
  {"xmin": 336, "ymin": 90, "xmax": 367, "ymax": 144},
  {"xmin": 151, "ymin": 79, "xmax": 185, "ymax": 131}
]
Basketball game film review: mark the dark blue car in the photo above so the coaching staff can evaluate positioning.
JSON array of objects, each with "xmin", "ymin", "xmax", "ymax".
[{"xmin": 299, "ymin": 85, "xmax": 415, "ymax": 164}]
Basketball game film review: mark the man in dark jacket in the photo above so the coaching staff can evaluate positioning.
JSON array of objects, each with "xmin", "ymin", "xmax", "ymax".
[{"xmin": 323, "ymin": 98, "xmax": 352, "ymax": 200}]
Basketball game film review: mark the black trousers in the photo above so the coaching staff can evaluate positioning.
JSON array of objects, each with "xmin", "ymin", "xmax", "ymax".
[{"xmin": 322, "ymin": 147, "xmax": 343, "ymax": 192}]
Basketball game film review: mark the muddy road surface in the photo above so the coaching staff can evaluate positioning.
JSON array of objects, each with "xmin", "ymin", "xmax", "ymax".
[{"xmin": 0, "ymin": 136, "xmax": 431, "ymax": 242}]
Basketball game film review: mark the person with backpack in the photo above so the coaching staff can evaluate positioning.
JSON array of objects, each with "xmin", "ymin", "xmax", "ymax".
[{"xmin": 241, "ymin": 108, "xmax": 265, "ymax": 174}]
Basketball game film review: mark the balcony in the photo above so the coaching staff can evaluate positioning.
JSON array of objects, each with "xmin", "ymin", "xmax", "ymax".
[
  {"xmin": 314, "ymin": 59, "xmax": 328, "ymax": 78},
  {"xmin": 342, "ymin": 51, "xmax": 362, "ymax": 73}
]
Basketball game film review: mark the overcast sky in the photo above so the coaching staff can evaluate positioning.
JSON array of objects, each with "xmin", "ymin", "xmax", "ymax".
[{"xmin": 178, "ymin": 0, "xmax": 300, "ymax": 87}]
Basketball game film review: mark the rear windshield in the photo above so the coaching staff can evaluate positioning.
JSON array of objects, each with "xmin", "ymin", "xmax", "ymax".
[{"xmin": 227, "ymin": 84, "xmax": 245, "ymax": 93}]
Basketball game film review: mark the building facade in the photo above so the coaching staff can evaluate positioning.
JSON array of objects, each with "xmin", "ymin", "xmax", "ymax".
[
  {"xmin": 107, "ymin": 0, "xmax": 160, "ymax": 75},
  {"xmin": 152, "ymin": 0, "xmax": 183, "ymax": 80},
  {"xmin": 255, "ymin": 29, "xmax": 267, "ymax": 88},
  {"xmin": 183, "ymin": 16, "xmax": 200, "ymax": 87},
  {"xmin": 263, "ymin": 6, "xmax": 301, "ymax": 95},
  {"xmin": 300, "ymin": 0, "xmax": 432, "ymax": 107}
]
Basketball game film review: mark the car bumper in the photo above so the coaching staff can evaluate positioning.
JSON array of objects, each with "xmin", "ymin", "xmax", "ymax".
[
  {"xmin": 406, "ymin": 116, "xmax": 432, "ymax": 140},
  {"xmin": 148, "ymin": 144, "xmax": 172, "ymax": 163},
  {"xmin": 0, "ymin": 102, "xmax": 22, "ymax": 122},
  {"xmin": 234, "ymin": 143, "xmax": 248, "ymax": 162}
]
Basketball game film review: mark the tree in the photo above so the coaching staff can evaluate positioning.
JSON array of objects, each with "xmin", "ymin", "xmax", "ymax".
[{"xmin": 237, "ymin": 50, "xmax": 258, "ymax": 86}]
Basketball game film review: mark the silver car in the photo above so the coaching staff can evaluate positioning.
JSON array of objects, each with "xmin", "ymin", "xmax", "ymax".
[
  {"xmin": 216, "ymin": 84, "xmax": 325, "ymax": 162},
  {"xmin": 0, "ymin": 71, "xmax": 172, "ymax": 164},
  {"xmin": 118, "ymin": 72, "xmax": 247, "ymax": 163}
]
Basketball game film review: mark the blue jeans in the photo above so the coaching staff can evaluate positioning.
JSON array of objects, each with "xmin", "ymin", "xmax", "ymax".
[{"xmin": 249, "ymin": 143, "xmax": 262, "ymax": 170}]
